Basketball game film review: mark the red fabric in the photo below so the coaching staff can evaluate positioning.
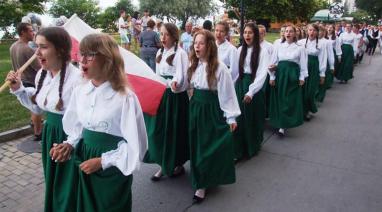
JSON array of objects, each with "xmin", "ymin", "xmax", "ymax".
[{"xmin": 70, "ymin": 37, "xmax": 80, "ymax": 62}]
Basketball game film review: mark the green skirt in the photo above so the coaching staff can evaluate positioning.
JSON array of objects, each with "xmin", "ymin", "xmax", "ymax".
[
  {"xmin": 269, "ymin": 61, "xmax": 303, "ymax": 129},
  {"xmin": 74, "ymin": 129, "xmax": 133, "ymax": 212},
  {"xmin": 189, "ymin": 89, "xmax": 235, "ymax": 189},
  {"xmin": 143, "ymin": 85, "xmax": 189, "ymax": 176},
  {"xmin": 336, "ymin": 44, "xmax": 354, "ymax": 81},
  {"xmin": 42, "ymin": 112, "xmax": 77, "ymax": 212},
  {"xmin": 316, "ymin": 61, "xmax": 332, "ymax": 103},
  {"xmin": 263, "ymin": 74, "xmax": 271, "ymax": 118},
  {"xmin": 303, "ymin": 55, "xmax": 320, "ymax": 115},
  {"xmin": 233, "ymin": 74, "xmax": 265, "ymax": 159}
]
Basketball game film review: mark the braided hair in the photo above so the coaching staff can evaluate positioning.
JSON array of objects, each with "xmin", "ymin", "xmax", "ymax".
[
  {"xmin": 238, "ymin": 22, "xmax": 261, "ymax": 81},
  {"xmin": 156, "ymin": 23, "xmax": 179, "ymax": 66},
  {"xmin": 32, "ymin": 27, "xmax": 72, "ymax": 111},
  {"xmin": 305, "ymin": 24, "xmax": 319, "ymax": 49}
]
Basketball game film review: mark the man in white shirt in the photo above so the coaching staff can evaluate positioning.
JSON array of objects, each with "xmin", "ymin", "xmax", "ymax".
[
  {"xmin": 141, "ymin": 10, "xmax": 150, "ymax": 32},
  {"xmin": 179, "ymin": 22, "xmax": 193, "ymax": 54},
  {"xmin": 118, "ymin": 10, "xmax": 130, "ymax": 50}
]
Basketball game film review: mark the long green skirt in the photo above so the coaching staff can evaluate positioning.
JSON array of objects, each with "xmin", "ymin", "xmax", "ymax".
[
  {"xmin": 42, "ymin": 112, "xmax": 77, "ymax": 212},
  {"xmin": 269, "ymin": 61, "xmax": 303, "ymax": 129},
  {"xmin": 335, "ymin": 44, "xmax": 354, "ymax": 81},
  {"xmin": 74, "ymin": 129, "xmax": 133, "ymax": 212},
  {"xmin": 316, "ymin": 61, "xmax": 331, "ymax": 103},
  {"xmin": 303, "ymin": 55, "xmax": 320, "ymax": 115},
  {"xmin": 263, "ymin": 74, "xmax": 271, "ymax": 118},
  {"xmin": 143, "ymin": 77, "xmax": 189, "ymax": 176},
  {"xmin": 189, "ymin": 89, "xmax": 235, "ymax": 189},
  {"xmin": 233, "ymin": 74, "xmax": 265, "ymax": 159}
]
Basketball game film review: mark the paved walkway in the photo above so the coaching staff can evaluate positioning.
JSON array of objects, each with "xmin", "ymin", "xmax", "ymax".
[{"xmin": 0, "ymin": 53, "xmax": 381, "ymax": 212}]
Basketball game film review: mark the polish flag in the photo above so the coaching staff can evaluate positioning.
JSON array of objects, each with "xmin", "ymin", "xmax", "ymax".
[{"xmin": 63, "ymin": 14, "xmax": 167, "ymax": 116}]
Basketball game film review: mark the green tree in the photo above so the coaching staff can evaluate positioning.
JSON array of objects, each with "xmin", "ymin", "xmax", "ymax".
[
  {"xmin": 349, "ymin": 9, "xmax": 370, "ymax": 22},
  {"xmin": 98, "ymin": 0, "xmax": 135, "ymax": 33},
  {"xmin": 0, "ymin": 0, "xmax": 45, "ymax": 38},
  {"xmin": 49, "ymin": 0, "xmax": 100, "ymax": 28},
  {"xmin": 355, "ymin": 0, "xmax": 382, "ymax": 21},
  {"xmin": 140, "ymin": 0, "xmax": 217, "ymax": 29}
]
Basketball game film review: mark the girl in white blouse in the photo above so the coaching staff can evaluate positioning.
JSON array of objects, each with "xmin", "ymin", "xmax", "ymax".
[
  {"xmin": 143, "ymin": 23, "xmax": 190, "ymax": 181},
  {"xmin": 268, "ymin": 25, "xmax": 308, "ymax": 136},
  {"xmin": 215, "ymin": 21, "xmax": 239, "ymax": 80},
  {"xmin": 298, "ymin": 24, "xmax": 327, "ymax": 120},
  {"xmin": 337, "ymin": 23, "xmax": 356, "ymax": 83},
  {"xmin": 187, "ymin": 30, "xmax": 241, "ymax": 203},
  {"xmin": 233, "ymin": 22, "xmax": 269, "ymax": 160},
  {"xmin": 53, "ymin": 33, "xmax": 148, "ymax": 212},
  {"xmin": 7, "ymin": 27, "xmax": 82, "ymax": 212}
]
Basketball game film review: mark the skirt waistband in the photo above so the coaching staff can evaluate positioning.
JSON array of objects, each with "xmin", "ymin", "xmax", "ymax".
[{"xmin": 82, "ymin": 129, "xmax": 123, "ymax": 149}]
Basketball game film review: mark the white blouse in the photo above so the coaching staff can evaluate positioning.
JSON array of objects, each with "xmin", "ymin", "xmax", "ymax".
[
  {"xmin": 189, "ymin": 61, "xmax": 241, "ymax": 124},
  {"xmin": 323, "ymin": 38, "xmax": 335, "ymax": 70},
  {"xmin": 297, "ymin": 38, "xmax": 328, "ymax": 77},
  {"xmin": 237, "ymin": 46, "xmax": 270, "ymax": 97},
  {"xmin": 155, "ymin": 46, "xmax": 189, "ymax": 92},
  {"xmin": 62, "ymin": 81, "xmax": 148, "ymax": 176},
  {"xmin": 261, "ymin": 40, "xmax": 274, "ymax": 57},
  {"xmin": 269, "ymin": 42, "xmax": 308, "ymax": 81},
  {"xmin": 217, "ymin": 40, "xmax": 239, "ymax": 81},
  {"xmin": 339, "ymin": 31, "xmax": 355, "ymax": 45},
  {"xmin": 327, "ymin": 37, "xmax": 342, "ymax": 57},
  {"xmin": 353, "ymin": 33, "xmax": 363, "ymax": 55},
  {"xmin": 11, "ymin": 63, "xmax": 82, "ymax": 115}
]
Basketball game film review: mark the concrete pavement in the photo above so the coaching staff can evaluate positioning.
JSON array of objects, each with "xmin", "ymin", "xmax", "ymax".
[{"xmin": 0, "ymin": 53, "xmax": 381, "ymax": 212}]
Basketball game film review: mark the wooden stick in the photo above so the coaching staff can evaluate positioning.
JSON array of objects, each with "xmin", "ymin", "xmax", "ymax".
[{"xmin": 0, "ymin": 54, "xmax": 37, "ymax": 93}]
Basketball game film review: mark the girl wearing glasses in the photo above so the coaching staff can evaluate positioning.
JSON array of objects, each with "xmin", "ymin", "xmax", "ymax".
[
  {"xmin": 7, "ymin": 27, "xmax": 82, "ymax": 212},
  {"xmin": 188, "ymin": 30, "xmax": 240, "ymax": 203},
  {"xmin": 143, "ymin": 23, "xmax": 190, "ymax": 181},
  {"xmin": 56, "ymin": 33, "xmax": 147, "ymax": 211}
]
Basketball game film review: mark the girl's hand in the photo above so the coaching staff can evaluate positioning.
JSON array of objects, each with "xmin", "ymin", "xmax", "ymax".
[
  {"xmin": 299, "ymin": 80, "xmax": 305, "ymax": 86},
  {"xmin": 80, "ymin": 158, "xmax": 102, "ymax": 174},
  {"xmin": 229, "ymin": 123, "xmax": 237, "ymax": 132},
  {"xmin": 50, "ymin": 143, "xmax": 73, "ymax": 162},
  {"xmin": 268, "ymin": 64, "xmax": 277, "ymax": 72},
  {"xmin": 269, "ymin": 80, "xmax": 276, "ymax": 87},
  {"xmin": 320, "ymin": 77, "xmax": 325, "ymax": 85},
  {"xmin": 171, "ymin": 81, "xmax": 178, "ymax": 91},
  {"xmin": 243, "ymin": 95, "xmax": 252, "ymax": 104},
  {"xmin": 6, "ymin": 71, "xmax": 21, "ymax": 91}
]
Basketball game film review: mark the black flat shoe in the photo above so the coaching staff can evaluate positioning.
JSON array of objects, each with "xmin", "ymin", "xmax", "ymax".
[
  {"xmin": 192, "ymin": 195, "xmax": 205, "ymax": 204},
  {"xmin": 150, "ymin": 174, "xmax": 162, "ymax": 182},
  {"xmin": 170, "ymin": 166, "xmax": 185, "ymax": 178}
]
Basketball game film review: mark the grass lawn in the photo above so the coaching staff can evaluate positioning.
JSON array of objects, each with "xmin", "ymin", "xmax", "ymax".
[
  {"xmin": 0, "ymin": 32, "xmax": 279, "ymax": 133},
  {"xmin": 0, "ymin": 40, "xmax": 31, "ymax": 133}
]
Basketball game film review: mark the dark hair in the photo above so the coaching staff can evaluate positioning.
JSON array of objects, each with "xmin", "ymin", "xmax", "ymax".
[
  {"xmin": 305, "ymin": 24, "xmax": 319, "ymax": 49},
  {"xmin": 32, "ymin": 27, "xmax": 72, "ymax": 111},
  {"xmin": 239, "ymin": 22, "xmax": 260, "ymax": 81},
  {"xmin": 147, "ymin": 19, "xmax": 156, "ymax": 29},
  {"xmin": 188, "ymin": 30, "xmax": 219, "ymax": 89},
  {"xmin": 132, "ymin": 11, "xmax": 139, "ymax": 19},
  {"xmin": 328, "ymin": 24, "xmax": 336, "ymax": 40},
  {"xmin": 203, "ymin": 20, "xmax": 213, "ymax": 31},
  {"xmin": 156, "ymin": 23, "xmax": 179, "ymax": 66},
  {"xmin": 216, "ymin": 21, "xmax": 230, "ymax": 34},
  {"xmin": 17, "ymin": 23, "xmax": 32, "ymax": 36}
]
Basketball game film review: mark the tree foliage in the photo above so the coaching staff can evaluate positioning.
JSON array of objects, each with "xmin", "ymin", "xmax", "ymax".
[
  {"xmin": 0, "ymin": 0, "xmax": 45, "ymax": 37},
  {"xmin": 98, "ymin": 0, "xmax": 135, "ymax": 32},
  {"xmin": 140, "ymin": 0, "xmax": 218, "ymax": 29},
  {"xmin": 225, "ymin": 0, "xmax": 329, "ymax": 22},
  {"xmin": 49, "ymin": 0, "xmax": 100, "ymax": 28},
  {"xmin": 355, "ymin": 0, "xmax": 382, "ymax": 21}
]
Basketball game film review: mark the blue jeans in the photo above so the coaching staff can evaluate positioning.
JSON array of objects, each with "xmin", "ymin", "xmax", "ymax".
[{"xmin": 140, "ymin": 53, "xmax": 156, "ymax": 72}]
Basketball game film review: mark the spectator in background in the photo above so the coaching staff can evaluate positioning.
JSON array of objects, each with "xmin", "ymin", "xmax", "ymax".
[
  {"xmin": 118, "ymin": 10, "xmax": 130, "ymax": 50},
  {"xmin": 139, "ymin": 19, "xmax": 161, "ymax": 71},
  {"xmin": 132, "ymin": 11, "xmax": 142, "ymax": 49},
  {"xmin": 203, "ymin": 20, "xmax": 213, "ymax": 31},
  {"xmin": 179, "ymin": 22, "xmax": 193, "ymax": 54},
  {"xmin": 155, "ymin": 19, "xmax": 163, "ymax": 35},
  {"xmin": 141, "ymin": 9, "xmax": 150, "ymax": 32},
  {"xmin": 10, "ymin": 22, "xmax": 42, "ymax": 141}
]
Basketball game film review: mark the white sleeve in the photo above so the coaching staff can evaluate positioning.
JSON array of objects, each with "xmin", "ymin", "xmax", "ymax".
[
  {"xmin": 246, "ymin": 52, "xmax": 269, "ymax": 97},
  {"xmin": 327, "ymin": 41, "xmax": 335, "ymax": 70},
  {"xmin": 335, "ymin": 38, "xmax": 342, "ymax": 57},
  {"xmin": 269, "ymin": 45, "xmax": 279, "ymax": 80},
  {"xmin": 100, "ymin": 92, "xmax": 148, "ymax": 176},
  {"xmin": 217, "ymin": 65, "xmax": 241, "ymax": 124},
  {"xmin": 318, "ymin": 42, "xmax": 328, "ymax": 77},
  {"xmin": 171, "ymin": 49, "xmax": 189, "ymax": 92},
  {"xmin": 299, "ymin": 47, "xmax": 308, "ymax": 80},
  {"xmin": 62, "ymin": 88, "xmax": 83, "ymax": 148},
  {"xmin": 229, "ymin": 46, "xmax": 239, "ymax": 82}
]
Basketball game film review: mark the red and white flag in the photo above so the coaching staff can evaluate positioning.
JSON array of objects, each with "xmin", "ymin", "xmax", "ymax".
[{"xmin": 63, "ymin": 14, "xmax": 166, "ymax": 116}]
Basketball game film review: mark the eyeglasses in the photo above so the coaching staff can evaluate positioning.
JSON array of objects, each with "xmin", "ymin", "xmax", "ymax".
[{"xmin": 79, "ymin": 52, "xmax": 98, "ymax": 62}]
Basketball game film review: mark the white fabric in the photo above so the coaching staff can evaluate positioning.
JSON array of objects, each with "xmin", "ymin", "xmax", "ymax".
[
  {"xmin": 324, "ymin": 38, "xmax": 335, "ymax": 70},
  {"xmin": 261, "ymin": 40, "xmax": 274, "ymax": 57},
  {"xmin": 339, "ymin": 31, "xmax": 355, "ymax": 46},
  {"xmin": 353, "ymin": 33, "xmax": 364, "ymax": 56},
  {"xmin": 62, "ymin": 81, "xmax": 148, "ymax": 176},
  {"xmin": 327, "ymin": 37, "xmax": 342, "ymax": 57},
  {"xmin": 297, "ymin": 38, "xmax": 328, "ymax": 77},
  {"xmin": 237, "ymin": 46, "xmax": 270, "ymax": 97},
  {"xmin": 189, "ymin": 61, "xmax": 241, "ymax": 124},
  {"xmin": 217, "ymin": 40, "xmax": 239, "ymax": 81},
  {"xmin": 180, "ymin": 32, "xmax": 193, "ymax": 54},
  {"xmin": 269, "ymin": 42, "xmax": 308, "ymax": 81},
  {"xmin": 118, "ymin": 17, "xmax": 127, "ymax": 34},
  {"xmin": 155, "ymin": 47, "xmax": 189, "ymax": 92},
  {"xmin": 11, "ymin": 63, "xmax": 82, "ymax": 115},
  {"xmin": 273, "ymin": 38, "xmax": 282, "ymax": 47}
]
